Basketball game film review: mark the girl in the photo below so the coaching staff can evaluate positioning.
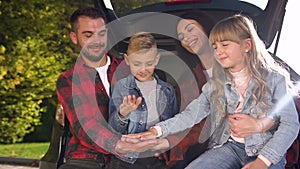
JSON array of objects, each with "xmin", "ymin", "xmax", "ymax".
[{"xmin": 125, "ymin": 14, "xmax": 299, "ymax": 169}]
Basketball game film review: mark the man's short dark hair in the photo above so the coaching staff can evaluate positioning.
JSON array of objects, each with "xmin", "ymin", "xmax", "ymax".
[{"xmin": 70, "ymin": 7, "xmax": 107, "ymax": 32}]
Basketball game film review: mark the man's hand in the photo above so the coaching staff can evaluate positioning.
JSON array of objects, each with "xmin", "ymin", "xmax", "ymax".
[
  {"xmin": 56, "ymin": 103, "xmax": 64, "ymax": 126},
  {"xmin": 119, "ymin": 95, "xmax": 142, "ymax": 117},
  {"xmin": 115, "ymin": 137, "xmax": 162, "ymax": 154},
  {"xmin": 152, "ymin": 138, "xmax": 170, "ymax": 151},
  {"xmin": 242, "ymin": 157, "xmax": 268, "ymax": 169}
]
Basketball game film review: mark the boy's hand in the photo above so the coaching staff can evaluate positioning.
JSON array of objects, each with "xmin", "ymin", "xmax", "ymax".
[{"xmin": 119, "ymin": 95, "xmax": 142, "ymax": 117}]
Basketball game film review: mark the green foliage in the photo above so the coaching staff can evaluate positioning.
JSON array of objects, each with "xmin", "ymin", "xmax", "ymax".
[
  {"xmin": 0, "ymin": 142, "xmax": 49, "ymax": 158},
  {"xmin": 0, "ymin": 0, "xmax": 94, "ymax": 143},
  {"xmin": 111, "ymin": 0, "xmax": 166, "ymax": 16},
  {"xmin": 0, "ymin": 0, "xmax": 165, "ymax": 143}
]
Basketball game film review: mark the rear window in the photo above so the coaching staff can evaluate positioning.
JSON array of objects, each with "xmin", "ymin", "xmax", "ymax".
[
  {"xmin": 110, "ymin": 0, "xmax": 165, "ymax": 16},
  {"xmin": 110, "ymin": 0, "xmax": 268, "ymax": 17}
]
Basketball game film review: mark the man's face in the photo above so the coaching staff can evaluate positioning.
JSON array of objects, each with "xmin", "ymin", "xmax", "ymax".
[{"xmin": 70, "ymin": 16, "xmax": 107, "ymax": 62}]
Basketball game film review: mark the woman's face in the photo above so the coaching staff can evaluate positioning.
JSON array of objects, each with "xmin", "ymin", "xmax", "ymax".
[{"xmin": 177, "ymin": 19, "xmax": 209, "ymax": 55}]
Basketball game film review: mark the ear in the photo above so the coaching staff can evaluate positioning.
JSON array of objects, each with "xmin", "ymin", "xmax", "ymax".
[
  {"xmin": 243, "ymin": 38, "xmax": 252, "ymax": 52},
  {"xmin": 124, "ymin": 53, "xmax": 130, "ymax": 65},
  {"xmin": 70, "ymin": 32, "xmax": 78, "ymax": 45},
  {"xmin": 154, "ymin": 54, "xmax": 160, "ymax": 66}
]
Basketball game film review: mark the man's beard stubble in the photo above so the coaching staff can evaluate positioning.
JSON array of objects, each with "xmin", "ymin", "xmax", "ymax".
[{"xmin": 80, "ymin": 43, "xmax": 107, "ymax": 62}]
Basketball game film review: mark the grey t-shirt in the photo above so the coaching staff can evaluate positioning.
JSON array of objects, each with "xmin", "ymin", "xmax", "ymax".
[{"xmin": 136, "ymin": 79, "xmax": 159, "ymax": 129}]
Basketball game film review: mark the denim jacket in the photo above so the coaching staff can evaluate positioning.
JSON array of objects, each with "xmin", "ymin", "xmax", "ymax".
[
  {"xmin": 109, "ymin": 73, "xmax": 178, "ymax": 163},
  {"xmin": 157, "ymin": 70, "xmax": 299, "ymax": 165}
]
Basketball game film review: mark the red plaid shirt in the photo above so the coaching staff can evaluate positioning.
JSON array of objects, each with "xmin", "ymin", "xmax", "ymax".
[{"xmin": 56, "ymin": 54, "xmax": 124, "ymax": 160}]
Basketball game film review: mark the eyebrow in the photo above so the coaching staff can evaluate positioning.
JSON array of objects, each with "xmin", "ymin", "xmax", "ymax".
[
  {"xmin": 98, "ymin": 28, "xmax": 107, "ymax": 35},
  {"xmin": 178, "ymin": 23, "xmax": 194, "ymax": 37},
  {"xmin": 81, "ymin": 28, "xmax": 107, "ymax": 35},
  {"xmin": 82, "ymin": 31, "xmax": 93, "ymax": 34}
]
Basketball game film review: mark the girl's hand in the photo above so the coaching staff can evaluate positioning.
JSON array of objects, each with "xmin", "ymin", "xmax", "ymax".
[{"xmin": 119, "ymin": 95, "xmax": 142, "ymax": 117}]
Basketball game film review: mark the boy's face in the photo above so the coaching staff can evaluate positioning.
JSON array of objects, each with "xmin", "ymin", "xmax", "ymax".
[{"xmin": 125, "ymin": 48, "xmax": 160, "ymax": 82}]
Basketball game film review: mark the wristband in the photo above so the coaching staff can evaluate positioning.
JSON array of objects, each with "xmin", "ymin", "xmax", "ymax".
[
  {"xmin": 151, "ymin": 126, "xmax": 163, "ymax": 137},
  {"xmin": 258, "ymin": 154, "xmax": 272, "ymax": 167}
]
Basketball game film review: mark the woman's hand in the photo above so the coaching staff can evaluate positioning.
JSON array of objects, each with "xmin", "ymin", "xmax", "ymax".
[{"xmin": 228, "ymin": 114, "xmax": 274, "ymax": 137}]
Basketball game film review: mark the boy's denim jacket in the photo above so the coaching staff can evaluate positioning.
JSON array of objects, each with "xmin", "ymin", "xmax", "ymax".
[
  {"xmin": 157, "ymin": 70, "xmax": 299, "ymax": 165},
  {"xmin": 109, "ymin": 73, "xmax": 178, "ymax": 163}
]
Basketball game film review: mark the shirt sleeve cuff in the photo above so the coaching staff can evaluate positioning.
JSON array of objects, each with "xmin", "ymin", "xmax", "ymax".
[
  {"xmin": 152, "ymin": 125, "xmax": 163, "ymax": 137},
  {"xmin": 258, "ymin": 154, "xmax": 272, "ymax": 167}
]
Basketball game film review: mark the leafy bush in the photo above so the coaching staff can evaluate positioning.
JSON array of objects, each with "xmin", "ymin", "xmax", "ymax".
[{"xmin": 0, "ymin": 0, "xmax": 84, "ymax": 143}]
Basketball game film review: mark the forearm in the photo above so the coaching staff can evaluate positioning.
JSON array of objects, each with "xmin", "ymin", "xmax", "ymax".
[
  {"xmin": 56, "ymin": 83, "xmax": 120, "ymax": 154},
  {"xmin": 258, "ymin": 116, "xmax": 275, "ymax": 132},
  {"xmin": 108, "ymin": 109, "xmax": 129, "ymax": 134}
]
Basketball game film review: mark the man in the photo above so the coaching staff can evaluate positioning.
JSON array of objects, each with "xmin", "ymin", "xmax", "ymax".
[{"xmin": 56, "ymin": 7, "xmax": 160, "ymax": 169}]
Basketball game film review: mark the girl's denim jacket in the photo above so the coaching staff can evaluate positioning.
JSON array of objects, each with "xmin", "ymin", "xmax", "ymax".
[
  {"xmin": 157, "ymin": 70, "xmax": 299, "ymax": 165},
  {"xmin": 109, "ymin": 73, "xmax": 178, "ymax": 163}
]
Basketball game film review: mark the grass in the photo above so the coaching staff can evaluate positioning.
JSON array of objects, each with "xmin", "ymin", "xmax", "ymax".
[{"xmin": 0, "ymin": 142, "xmax": 50, "ymax": 159}]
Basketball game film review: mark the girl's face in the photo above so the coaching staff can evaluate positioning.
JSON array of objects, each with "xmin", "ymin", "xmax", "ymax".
[
  {"xmin": 177, "ymin": 19, "xmax": 209, "ymax": 55},
  {"xmin": 124, "ymin": 49, "xmax": 160, "ymax": 82},
  {"xmin": 212, "ymin": 39, "xmax": 250, "ymax": 72}
]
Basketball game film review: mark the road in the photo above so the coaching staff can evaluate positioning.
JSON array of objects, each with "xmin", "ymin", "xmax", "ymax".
[{"xmin": 0, "ymin": 164, "xmax": 38, "ymax": 169}]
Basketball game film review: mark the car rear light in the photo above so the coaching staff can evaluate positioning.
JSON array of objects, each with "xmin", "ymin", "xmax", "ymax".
[{"xmin": 165, "ymin": 0, "xmax": 212, "ymax": 5}]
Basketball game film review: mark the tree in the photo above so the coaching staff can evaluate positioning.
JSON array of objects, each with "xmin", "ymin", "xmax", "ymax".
[{"xmin": 0, "ymin": 0, "xmax": 92, "ymax": 143}]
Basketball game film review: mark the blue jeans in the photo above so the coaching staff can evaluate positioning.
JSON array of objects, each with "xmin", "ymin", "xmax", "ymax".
[{"xmin": 185, "ymin": 139, "xmax": 286, "ymax": 169}]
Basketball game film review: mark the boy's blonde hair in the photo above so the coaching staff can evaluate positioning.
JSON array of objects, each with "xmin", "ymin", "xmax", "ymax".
[{"xmin": 127, "ymin": 32, "xmax": 157, "ymax": 55}]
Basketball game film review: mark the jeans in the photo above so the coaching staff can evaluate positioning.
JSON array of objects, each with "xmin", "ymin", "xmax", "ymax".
[
  {"xmin": 58, "ymin": 158, "xmax": 105, "ymax": 169},
  {"xmin": 107, "ymin": 155, "xmax": 169, "ymax": 169},
  {"xmin": 185, "ymin": 139, "xmax": 286, "ymax": 169}
]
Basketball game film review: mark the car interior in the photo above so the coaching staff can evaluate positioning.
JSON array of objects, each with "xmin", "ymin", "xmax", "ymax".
[{"xmin": 39, "ymin": 0, "xmax": 300, "ymax": 169}]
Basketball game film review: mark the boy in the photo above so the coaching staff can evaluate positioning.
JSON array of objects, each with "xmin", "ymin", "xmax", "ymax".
[{"xmin": 108, "ymin": 32, "xmax": 178, "ymax": 169}]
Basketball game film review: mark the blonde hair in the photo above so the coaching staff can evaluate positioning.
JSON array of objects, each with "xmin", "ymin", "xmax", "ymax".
[
  {"xmin": 127, "ymin": 32, "xmax": 157, "ymax": 55},
  {"xmin": 209, "ymin": 14, "xmax": 293, "ymax": 121}
]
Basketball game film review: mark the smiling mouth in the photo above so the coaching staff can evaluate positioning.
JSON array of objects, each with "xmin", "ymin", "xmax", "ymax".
[{"xmin": 188, "ymin": 39, "xmax": 197, "ymax": 47}]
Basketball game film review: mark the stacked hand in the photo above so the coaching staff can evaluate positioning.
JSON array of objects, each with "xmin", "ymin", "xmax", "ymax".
[
  {"xmin": 115, "ymin": 136, "xmax": 163, "ymax": 154},
  {"xmin": 116, "ymin": 129, "xmax": 170, "ymax": 154},
  {"xmin": 116, "ymin": 95, "xmax": 170, "ymax": 155}
]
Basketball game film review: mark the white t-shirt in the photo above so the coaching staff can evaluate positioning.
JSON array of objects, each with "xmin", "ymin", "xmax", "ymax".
[{"xmin": 95, "ymin": 56, "xmax": 111, "ymax": 96}]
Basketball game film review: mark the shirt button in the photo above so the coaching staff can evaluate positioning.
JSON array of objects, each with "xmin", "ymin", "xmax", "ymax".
[
  {"xmin": 252, "ymin": 148, "xmax": 258, "ymax": 154},
  {"xmin": 139, "ymin": 120, "xmax": 143, "ymax": 125}
]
